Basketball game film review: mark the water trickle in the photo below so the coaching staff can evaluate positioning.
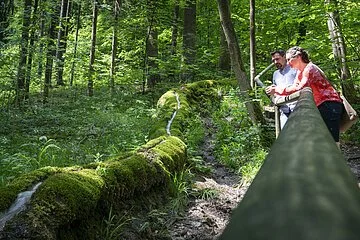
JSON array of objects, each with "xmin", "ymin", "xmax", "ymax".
[
  {"xmin": 0, "ymin": 182, "xmax": 42, "ymax": 231},
  {"xmin": 166, "ymin": 91, "xmax": 181, "ymax": 136}
]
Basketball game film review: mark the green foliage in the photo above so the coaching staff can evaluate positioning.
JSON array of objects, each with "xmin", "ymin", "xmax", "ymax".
[
  {"xmin": 212, "ymin": 87, "xmax": 268, "ymax": 182},
  {"xmin": 192, "ymin": 187, "xmax": 219, "ymax": 200},
  {"xmin": 16, "ymin": 137, "xmax": 61, "ymax": 170},
  {"xmin": 101, "ymin": 206, "xmax": 131, "ymax": 240},
  {"xmin": 168, "ymin": 168, "xmax": 193, "ymax": 214},
  {"xmin": 184, "ymin": 113, "xmax": 205, "ymax": 154},
  {"xmin": 188, "ymin": 155, "xmax": 213, "ymax": 175},
  {"xmin": 0, "ymin": 87, "xmax": 155, "ymax": 187}
]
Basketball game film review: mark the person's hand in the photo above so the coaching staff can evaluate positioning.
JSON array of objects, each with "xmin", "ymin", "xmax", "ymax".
[{"xmin": 265, "ymin": 85, "xmax": 276, "ymax": 95}]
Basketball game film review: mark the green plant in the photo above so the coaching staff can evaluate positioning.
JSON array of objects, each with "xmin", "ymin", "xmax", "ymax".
[
  {"xmin": 101, "ymin": 206, "xmax": 131, "ymax": 240},
  {"xmin": 192, "ymin": 187, "xmax": 219, "ymax": 200},
  {"xmin": 169, "ymin": 169, "xmax": 193, "ymax": 214},
  {"xmin": 184, "ymin": 113, "xmax": 205, "ymax": 154},
  {"xmin": 137, "ymin": 209, "xmax": 171, "ymax": 238},
  {"xmin": 212, "ymin": 87, "xmax": 268, "ymax": 182},
  {"xmin": 188, "ymin": 156, "xmax": 213, "ymax": 175},
  {"xmin": 16, "ymin": 137, "xmax": 61, "ymax": 170},
  {"xmin": 239, "ymin": 149, "xmax": 267, "ymax": 184}
]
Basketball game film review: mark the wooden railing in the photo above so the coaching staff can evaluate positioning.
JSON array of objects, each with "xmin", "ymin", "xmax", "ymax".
[{"xmin": 219, "ymin": 87, "xmax": 360, "ymax": 240}]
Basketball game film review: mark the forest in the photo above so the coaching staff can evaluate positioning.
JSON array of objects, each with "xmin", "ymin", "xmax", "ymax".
[{"xmin": 0, "ymin": 0, "xmax": 360, "ymax": 239}]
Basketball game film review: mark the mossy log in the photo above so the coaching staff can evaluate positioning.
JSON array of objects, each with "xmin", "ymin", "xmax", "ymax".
[
  {"xmin": 0, "ymin": 136, "xmax": 186, "ymax": 239},
  {"xmin": 0, "ymin": 79, "xmax": 235, "ymax": 239},
  {"xmin": 149, "ymin": 79, "xmax": 237, "ymax": 139}
]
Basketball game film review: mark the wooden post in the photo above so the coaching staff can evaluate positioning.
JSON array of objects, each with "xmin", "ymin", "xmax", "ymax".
[{"xmin": 274, "ymin": 105, "xmax": 280, "ymax": 138}]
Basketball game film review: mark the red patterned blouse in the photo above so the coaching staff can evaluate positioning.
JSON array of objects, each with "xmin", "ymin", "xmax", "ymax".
[{"xmin": 274, "ymin": 62, "xmax": 342, "ymax": 106}]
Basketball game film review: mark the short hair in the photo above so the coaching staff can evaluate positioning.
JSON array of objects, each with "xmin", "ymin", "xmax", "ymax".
[
  {"xmin": 271, "ymin": 50, "xmax": 286, "ymax": 57},
  {"xmin": 286, "ymin": 46, "xmax": 310, "ymax": 63}
]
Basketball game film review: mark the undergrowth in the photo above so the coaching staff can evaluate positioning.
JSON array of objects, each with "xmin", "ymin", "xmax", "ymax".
[
  {"xmin": 212, "ymin": 87, "xmax": 269, "ymax": 184},
  {"xmin": 0, "ymin": 86, "xmax": 158, "ymax": 186}
]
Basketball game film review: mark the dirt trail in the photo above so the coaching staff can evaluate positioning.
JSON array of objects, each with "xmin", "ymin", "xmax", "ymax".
[
  {"xmin": 169, "ymin": 128, "xmax": 248, "ymax": 239},
  {"xmin": 169, "ymin": 118, "xmax": 247, "ymax": 239},
  {"xmin": 168, "ymin": 129, "xmax": 360, "ymax": 240}
]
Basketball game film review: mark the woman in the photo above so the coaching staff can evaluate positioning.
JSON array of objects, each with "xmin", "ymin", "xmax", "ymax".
[{"xmin": 265, "ymin": 46, "xmax": 343, "ymax": 147}]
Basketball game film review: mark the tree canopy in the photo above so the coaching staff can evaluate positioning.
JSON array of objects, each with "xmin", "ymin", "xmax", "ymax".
[{"xmin": 0, "ymin": 0, "xmax": 358, "ymax": 108}]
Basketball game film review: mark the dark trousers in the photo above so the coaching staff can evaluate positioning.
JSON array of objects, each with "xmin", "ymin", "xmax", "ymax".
[{"xmin": 318, "ymin": 101, "xmax": 343, "ymax": 142}]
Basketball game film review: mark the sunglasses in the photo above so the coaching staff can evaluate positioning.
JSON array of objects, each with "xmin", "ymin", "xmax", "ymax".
[{"xmin": 286, "ymin": 55, "xmax": 297, "ymax": 62}]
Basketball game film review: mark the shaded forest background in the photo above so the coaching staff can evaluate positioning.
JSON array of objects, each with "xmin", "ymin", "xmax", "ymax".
[
  {"xmin": 1, "ymin": 0, "xmax": 359, "ymax": 185},
  {"xmin": 1, "ymin": 0, "xmax": 359, "ymax": 101}
]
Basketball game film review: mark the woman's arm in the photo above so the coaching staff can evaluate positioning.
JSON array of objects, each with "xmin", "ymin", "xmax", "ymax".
[{"xmin": 266, "ymin": 68, "xmax": 310, "ymax": 96}]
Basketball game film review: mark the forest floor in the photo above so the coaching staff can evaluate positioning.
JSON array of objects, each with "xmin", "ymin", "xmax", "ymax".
[{"xmin": 167, "ymin": 128, "xmax": 360, "ymax": 240}]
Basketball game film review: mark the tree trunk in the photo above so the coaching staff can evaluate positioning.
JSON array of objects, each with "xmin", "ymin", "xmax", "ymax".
[
  {"xmin": 146, "ymin": 27, "xmax": 159, "ymax": 89},
  {"xmin": 43, "ymin": 13, "xmax": 57, "ymax": 103},
  {"xmin": 170, "ymin": 0, "xmax": 179, "ymax": 55},
  {"xmin": 218, "ymin": 25, "xmax": 231, "ymax": 71},
  {"xmin": 216, "ymin": 0, "xmax": 265, "ymax": 124},
  {"xmin": 70, "ymin": 2, "xmax": 81, "ymax": 86},
  {"xmin": 249, "ymin": 0, "xmax": 256, "ymax": 88},
  {"xmin": 110, "ymin": 0, "xmax": 121, "ymax": 94},
  {"xmin": 145, "ymin": 0, "xmax": 159, "ymax": 89},
  {"xmin": 55, "ymin": 0, "xmax": 71, "ymax": 86},
  {"xmin": 182, "ymin": 0, "xmax": 196, "ymax": 82},
  {"xmin": 37, "ymin": 4, "xmax": 46, "ymax": 81},
  {"xmin": 0, "ymin": 0, "xmax": 14, "ymax": 42},
  {"xmin": 24, "ymin": 0, "xmax": 39, "ymax": 100},
  {"xmin": 88, "ymin": 0, "xmax": 98, "ymax": 97},
  {"xmin": 15, "ymin": 0, "xmax": 32, "ymax": 106},
  {"xmin": 325, "ymin": 0, "xmax": 357, "ymax": 102}
]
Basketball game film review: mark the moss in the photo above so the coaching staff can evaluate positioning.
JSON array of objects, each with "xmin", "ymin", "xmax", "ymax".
[
  {"xmin": 149, "ymin": 79, "xmax": 235, "ymax": 141},
  {"xmin": 149, "ymin": 90, "xmax": 191, "ymax": 140},
  {"xmin": 141, "ymin": 135, "xmax": 168, "ymax": 149},
  {"xmin": 181, "ymin": 79, "xmax": 236, "ymax": 109},
  {"xmin": 33, "ymin": 169, "xmax": 104, "ymax": 218},
  {"xmin": 151, "ymin": 136, "xmax": 187, "ymax": 171},
  {"xmin": 0, "ymin": 166, "xmax": 62, "ymax": 212}
]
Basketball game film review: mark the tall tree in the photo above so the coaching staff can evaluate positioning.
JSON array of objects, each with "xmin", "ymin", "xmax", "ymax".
[
  {"xmin": 37, "ymin": 4, "xmax": 46, "ymax": 82},
  {"xmin": 170, "ymin": 0, "xmax": 179, "ymax": 55},
  {"xmin": 182, "ymin": 0, "xmax": 196, "ymax": 81},
  {"xmin": 218, "ymin": 24, "xmax": 230, "ymax": 71},
  {"xmin": 69, "ymin": 2, "xmax": 81, "ymax": 86},
  {"xmin": 24, "ymin": 0, "xmax": 39, "ymax": 100},
  {"xmin": 55, "ymin": 0, "xmax": 72, "ymax": 86},
  {"xmin": 110, "ymin": 0, "xmax": 121, "ymax": 93},
  {"xmin": 0, "ymin": 0, "xmax": 14, "ymax": 43},
  {"xmin": 325, "ymin": 0, "xmax": 357, "ymax": 101},
  {"xmin": 217, "ymin": 0, "xmax": 265, "ymax": 124},
  {"xmin": 145, "ymin": 0, "xmax": 159, "ymax": 89},
  {"xmin": 296, "ymin": 0, "xmax": 310, "ymax": 44},
  {"xmin": 43, "ymin": 2, "xmax": 59, "ymax": 103},
  {"xmin": 15, "ymin": 0, "xmax": 32, "ymax": 106},
  {"xmin": 249, "ymin": 0, "xmax": 256, "ymax": 88},
  {"xmin": 88, "ymin": 0, "xmax": 99, "ymax": 97}
]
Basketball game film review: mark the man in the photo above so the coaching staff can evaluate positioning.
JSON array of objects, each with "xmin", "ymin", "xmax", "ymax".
[{"xmin": 270, "ymin": 50, "xmax": 297, "ymax": 129}]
